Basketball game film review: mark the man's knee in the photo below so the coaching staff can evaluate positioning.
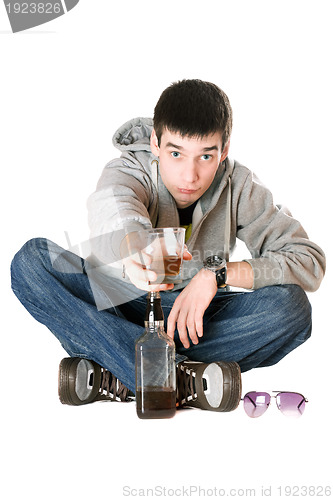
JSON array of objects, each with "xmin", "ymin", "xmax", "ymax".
[
  {"xmin": 276, "ymin": 284, "xmax": 311, "ymax": 319},
  {"xmin": 11, "ymin": 237, "xmax": 47, "ymax": 278},
  {"xmin": 265, "ymin": 284, "xmax": 312, "ymax": 341},
  {"xmin": 11, "ymin": 238, "xmax": 83, "ymax": 284},
  {"xmin": 11, "ymin": 238, "xmax": 48, "ymax": 296}
]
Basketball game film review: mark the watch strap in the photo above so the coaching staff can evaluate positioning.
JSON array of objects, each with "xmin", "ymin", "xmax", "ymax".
[{"xmin": 216, "ymin": 266, "xmax": 227, "ymax": 288}]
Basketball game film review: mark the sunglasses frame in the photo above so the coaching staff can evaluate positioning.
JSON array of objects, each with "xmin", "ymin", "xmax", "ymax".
[{"xmin": 241, "ymin": 390, "xmax": 308, "ymax": 417}]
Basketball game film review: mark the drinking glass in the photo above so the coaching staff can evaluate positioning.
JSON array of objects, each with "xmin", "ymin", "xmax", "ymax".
[{"xmin": 140, "ymin": 227, "xmax": 185, "ymax": 284}]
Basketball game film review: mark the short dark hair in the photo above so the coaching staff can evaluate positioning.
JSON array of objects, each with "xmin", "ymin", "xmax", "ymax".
[{"xmin": 153, "ymin": 79, "xmax": 233, "ymax": 150}]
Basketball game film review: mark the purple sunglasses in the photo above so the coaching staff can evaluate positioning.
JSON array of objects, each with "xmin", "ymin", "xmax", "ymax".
[{"xmin": 242, "ymin": 391, "xmax": 308, "ymax": 418}]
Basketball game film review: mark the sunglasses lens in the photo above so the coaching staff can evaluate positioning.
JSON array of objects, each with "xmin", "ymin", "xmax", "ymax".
[
  {"xmin": 277, "ymin": 392, "xmax": 306, "ymax": 417},
  {"xmin": 243, "ymin": 392, "xmax": 270, "ymax": 418}
]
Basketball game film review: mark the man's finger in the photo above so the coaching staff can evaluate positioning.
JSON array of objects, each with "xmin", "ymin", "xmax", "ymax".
[
  {"xmin": 176, "ymin": 312, "xmax": 190, "ymax": 349},
  {"xmin": 148, "ymin": 283, "xmax": 174, "ymax": 292},
  {"xmin": 183, "ymin": 248, "xmax": 192, "ymax": 261},
  {"xmin": 187, "ymin": 320, "xmax": 199, "ymax": 345},
  {"xmin": 167, "ymin": 309, "xmax": 177, "ymax": 339},
  {"xmin": 195, "ymin": 311, "xmax": 204, "ymax": 338}
]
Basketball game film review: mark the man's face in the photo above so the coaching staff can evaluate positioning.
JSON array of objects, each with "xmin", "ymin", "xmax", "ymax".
[{"xmin": 150, "ymin": 129, "xmax": 229, "ymax": 208}]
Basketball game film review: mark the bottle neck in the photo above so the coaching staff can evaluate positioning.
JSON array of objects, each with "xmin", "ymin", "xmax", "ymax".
[
  {"xmin": 144, "ymin": 291, "xmax": 165, "ymax": 330},
  {"xmin": 144, "ymin": 320, "xmax": 165, "ymax": 329}
]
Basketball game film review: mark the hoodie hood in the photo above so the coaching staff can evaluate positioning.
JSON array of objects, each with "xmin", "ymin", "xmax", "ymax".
[{"xmin": 112, "ymin": 117, "xmax": 153, "ymax": 152}]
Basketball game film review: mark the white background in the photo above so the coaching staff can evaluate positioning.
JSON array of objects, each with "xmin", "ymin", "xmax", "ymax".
[{"xmin": 1, "ymin": 1, "xmax": 332, "ymax": 499}]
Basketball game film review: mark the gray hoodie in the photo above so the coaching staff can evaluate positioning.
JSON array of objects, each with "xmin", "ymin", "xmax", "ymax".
[{"xmin": 87, "ymin": 117, "xmax": 325, "ymax": 292}]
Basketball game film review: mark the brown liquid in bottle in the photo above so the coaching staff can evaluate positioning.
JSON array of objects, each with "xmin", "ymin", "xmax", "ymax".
[{"xmin": 136, "ymin": 387, "xmax": 176, "ymax": 419}]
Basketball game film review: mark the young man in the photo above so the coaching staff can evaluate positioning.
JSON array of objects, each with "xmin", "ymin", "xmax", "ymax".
[{"xmin": 11, "ymin": 79, "xmax": 325, "ymax": 412}]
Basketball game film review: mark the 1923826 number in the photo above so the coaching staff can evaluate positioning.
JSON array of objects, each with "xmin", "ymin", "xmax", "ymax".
[
  {"xmin": 5, "ymin": 3, "xmax": 62, "ymax": 14},
  {"xmin": 278, "ymin": 485, "xmax": 332, "ymax": 496}
]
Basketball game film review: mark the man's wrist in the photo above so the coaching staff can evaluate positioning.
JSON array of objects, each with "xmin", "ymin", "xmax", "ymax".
[
  {"xmin": 225, "ymin": 261, "xmax": 254, "ymax": 289},
  {"xmin": 198, "ymin": 268, "xmax": 219, "ymax": 290},
  {"xmin": 202, "ymin": 255, "xmax": 227, "ymax": 288}
]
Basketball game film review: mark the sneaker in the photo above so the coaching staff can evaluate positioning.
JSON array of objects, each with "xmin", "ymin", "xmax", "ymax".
[
  {"xmin": 176, "ymin": 360, "xmax": 242, "ymax": 412},
  {"xmin": 58, "ymin": 357, "xmax": 135, "ymax": 406}
]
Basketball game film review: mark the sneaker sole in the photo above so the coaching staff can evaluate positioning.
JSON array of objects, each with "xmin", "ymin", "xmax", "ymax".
[
  {"xmin": 217, "ymin": 361, "xmax": 242, "ymax": 412},
  {"xmin": 58, "ymin": 357, "xmax": 101, "ymax": 406}
]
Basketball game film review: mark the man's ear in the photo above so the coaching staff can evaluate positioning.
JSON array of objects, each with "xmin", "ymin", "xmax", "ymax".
[
  {"xmin": 150, "ymin": 129, "xmax": 160, "ymax": 156},
  {"xmin": 220, "ymin": 139, "xmax": 230, "ymax": 163}
]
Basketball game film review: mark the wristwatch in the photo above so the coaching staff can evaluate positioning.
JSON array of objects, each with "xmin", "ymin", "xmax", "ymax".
[{"xmin": 203, "ymin": 255, "xmax": 227, "ymax": 288}]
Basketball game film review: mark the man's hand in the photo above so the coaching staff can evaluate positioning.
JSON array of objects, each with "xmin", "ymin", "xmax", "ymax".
[
  {"xmin": 121, "ymin": 232, "xmax": 192, "ymax": 292},
  {"xmin": 167, "ymin": 268, "xmax": 217, "ymax": 348},
  {"xmin": 122, "ymin": 250, "xmax": 175, "ymax": 292}
]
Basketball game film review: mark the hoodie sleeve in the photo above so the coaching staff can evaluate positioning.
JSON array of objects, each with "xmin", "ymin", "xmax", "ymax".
[
  {"xmin": 235, "ymin": 170, "xmax": 326, "ymax": 292},
  {"xmin": 86, "ymin": 153, "xmax": 155, "ymax": 264}
]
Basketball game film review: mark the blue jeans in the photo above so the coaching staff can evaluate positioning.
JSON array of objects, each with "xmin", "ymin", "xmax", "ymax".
[{"xmin": 11, "ymin": 238, "xmax": 312, "ymax": 393}]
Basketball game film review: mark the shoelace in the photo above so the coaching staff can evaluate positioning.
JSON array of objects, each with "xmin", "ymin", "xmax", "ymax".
[
  {"xmin": 176, "ymin": 366, "xmax": 197, "ymax": 407},
  {"xmin": 100, "ymin": 368, "xmax": 134, "ymax": 402}
]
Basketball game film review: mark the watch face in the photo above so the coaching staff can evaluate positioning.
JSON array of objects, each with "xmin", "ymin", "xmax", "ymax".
[{"xmin": 206, "ymin": 255, "xmax": 225, "ymax": 268}]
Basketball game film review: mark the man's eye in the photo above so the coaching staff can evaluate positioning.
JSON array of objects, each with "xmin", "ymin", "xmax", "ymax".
[
  {"xmin": 171, "ymin": 151, "xmax": 180, "ymax": 158},
  {"xmin": 201, "ymin": 154, "xmax": 212, "ymax": 161}
]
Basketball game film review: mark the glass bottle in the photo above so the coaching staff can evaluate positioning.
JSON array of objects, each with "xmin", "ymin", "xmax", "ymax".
[{"xmin": 135, "ymin": 291, "xmax": 176, "ymax": 419}]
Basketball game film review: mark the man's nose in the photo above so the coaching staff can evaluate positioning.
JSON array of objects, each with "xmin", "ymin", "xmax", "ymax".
[{"xmin": 182, "ymin": 160, "xmax": 199, "ymax": 183}]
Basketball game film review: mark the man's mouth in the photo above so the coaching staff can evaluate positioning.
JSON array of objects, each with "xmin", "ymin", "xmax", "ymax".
[{"xmin": 178, "ymin": 188, "xmax": 198, "ymax": 194}]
